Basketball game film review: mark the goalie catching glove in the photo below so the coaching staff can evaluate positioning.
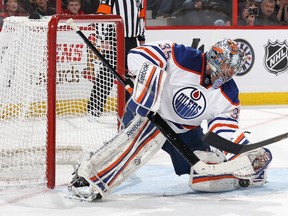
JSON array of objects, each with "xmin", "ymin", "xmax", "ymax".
[
  {"xmin": 127, "ymin": 62, "xmax": 167, "ymax": 117},
  {"xmin": 232, "ymin": 147, "xmax": 272, "ymax": 179},
  {"xmin": 190, "ymin": 147, "xmax": 272, "ymax": 192}
]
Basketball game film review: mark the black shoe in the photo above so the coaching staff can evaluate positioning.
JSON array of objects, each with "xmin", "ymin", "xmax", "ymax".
[
  {"xmin": 69, "ymin": 173, "xmax": 90, "ymax": 189},
  {"xmin": 67, "ymin": 174, "xmax": 102, "ymax": 201}
]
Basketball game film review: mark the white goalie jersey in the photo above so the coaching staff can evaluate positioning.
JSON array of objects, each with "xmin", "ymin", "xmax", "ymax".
[{"xmin": 128, "ymin": 40, "xmax": 249, "ymax": 150}]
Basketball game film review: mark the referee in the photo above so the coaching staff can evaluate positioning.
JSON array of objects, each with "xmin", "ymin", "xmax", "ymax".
[
  {"xmin": 97, "ymin": 0, "xmax": 146, "ymax": 97},
  {"xmin": 87, "ymin": 0, "xmax": 146, "ymax": 117},
  {"xmin": 97, "ymin": 0, "xmax": 146, "ymax": 70}
]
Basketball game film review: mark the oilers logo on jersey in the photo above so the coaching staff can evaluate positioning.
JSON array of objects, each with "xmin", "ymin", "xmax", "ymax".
[{"xmin": 172, "ymin": 87, "xmax": 206, "ymax": 120}]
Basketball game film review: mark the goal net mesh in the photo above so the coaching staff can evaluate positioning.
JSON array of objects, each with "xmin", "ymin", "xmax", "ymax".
[{"xmin": 0, "ymin": 16, "xmax": 124, "ymax": 187}]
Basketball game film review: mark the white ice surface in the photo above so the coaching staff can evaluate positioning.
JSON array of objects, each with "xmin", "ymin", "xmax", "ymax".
[{"xmin": 0, "ymin": 105, "xmax": 288, "ymax": 216}]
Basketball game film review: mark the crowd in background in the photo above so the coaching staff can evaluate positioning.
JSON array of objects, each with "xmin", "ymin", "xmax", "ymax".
[
  {"xmin": 0, "ymin": 0, "xmax": 100, "ymax": 27},
  {"xmin": 0, "ymin": 0, "xmax": 288, "ymax": 28},
  {"xmin": 147, "ymin": 0, "xmax": 232, "ymax": 25},
  {"xmin": 147, "ymin": 0, "xmax": 287, "ymax": 26},
  {"xmin": 238, "ymin": 0, "xmax": 287, "ymax": 26}
]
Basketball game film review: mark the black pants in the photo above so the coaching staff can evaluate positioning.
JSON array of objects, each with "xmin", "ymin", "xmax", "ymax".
[
  {"xmin": 87, "ymin": 65, "xmax": 114, "ymax": 115},
  {"xmin": 124, "ymin": 37, "xmax": 138, "ymax": 101},
  {"xmin": 124, "ymin": 37, "xmax": 138, "ymax": 69},
  {"xmin": 87, "ymin": 37, "xmax": 138, "ymax": 115},
  {"xmin": 162, "ymin": 127, "xmax": 210, "ymax": 176}
]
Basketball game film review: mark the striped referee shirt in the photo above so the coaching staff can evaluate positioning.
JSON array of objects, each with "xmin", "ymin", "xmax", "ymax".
[{"xmin": 97, "ymin": 0, "xmax": 145, "ymax": 40}]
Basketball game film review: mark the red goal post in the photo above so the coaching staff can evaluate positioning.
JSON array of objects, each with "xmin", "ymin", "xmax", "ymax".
[{"xmin": 0, "ymin": 15, "xmax": 126, "ymax": 189}]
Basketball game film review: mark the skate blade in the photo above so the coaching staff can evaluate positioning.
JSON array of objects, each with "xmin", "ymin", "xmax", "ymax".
[{"xmin": 65, "ymin": 191, "xmax": 101, "ymax": 202}]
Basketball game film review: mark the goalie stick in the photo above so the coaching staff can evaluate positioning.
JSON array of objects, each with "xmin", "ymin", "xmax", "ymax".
[
  {"xmin": 66, "ymin": 18, "xmax": 256, "ymax": 176},
  {"xmin": 203, "ymin": 131, "xmax": 288, "ymax": 154}
]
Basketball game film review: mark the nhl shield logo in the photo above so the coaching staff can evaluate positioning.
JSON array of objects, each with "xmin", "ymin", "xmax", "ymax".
[{"xmin": 264, "ymin": 40, "xmax": 288, "ymax": 75}]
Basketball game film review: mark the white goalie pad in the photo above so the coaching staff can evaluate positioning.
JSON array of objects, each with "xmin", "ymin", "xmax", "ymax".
[
  {"xmin": 132, "ymin": 62, "xmax": 167, "ymax": 113},
  {"xmin": 189, "ymin": 150, "xmax": 239, "ymax": 192},
  {"xmin": 189, "ymin": 148, "xmax": 272, "ymax": 192},
  {"xmin": 190, "ymin": 173, "xmax": 239, "ymax": 192},
  {"xmin": 76, "ymin": 115, "xmax": 166, "ymax": 198}
]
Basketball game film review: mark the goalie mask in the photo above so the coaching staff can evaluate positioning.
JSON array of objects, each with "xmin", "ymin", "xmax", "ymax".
[{"xmin": 206, "ymin": 39, "xmax": 245, "ymax": 89}]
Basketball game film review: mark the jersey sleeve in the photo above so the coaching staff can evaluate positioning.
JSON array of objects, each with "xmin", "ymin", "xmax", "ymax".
[
  {"xmin": 127, "ymin": 40, "xmax": 173, "ymax": 76},
  {"xmin": 207, "ymin": 107, "xmax": 250, "ymax": 160}
]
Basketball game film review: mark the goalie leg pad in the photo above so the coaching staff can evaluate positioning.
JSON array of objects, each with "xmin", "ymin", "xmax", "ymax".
[
  {"xmin": 190, "ymin": 169, "xmax": 268, "ymax": 192},
  {"xmin": 189, "ymin": 150, "xmax": 239, "ymax": 192},
  {"xmin": 75, "ymin": 115, "xmax": 166, "ymax": 199},
  {"xmin": 190, "ymin": 172, "xmax": 239, "ymax": 192}
]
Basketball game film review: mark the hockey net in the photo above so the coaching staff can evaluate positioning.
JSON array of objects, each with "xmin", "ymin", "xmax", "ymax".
[{"xmin": 0, "ymin": 15, "xmax": 125, "ymax": 188}]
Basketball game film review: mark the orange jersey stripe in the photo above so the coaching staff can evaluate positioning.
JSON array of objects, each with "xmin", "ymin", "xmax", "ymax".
[
  {"xmin": 234, "ymin": 132, "xmax": 245, "ymax": 144},
  {"xmin": 137, "ymin": 47, "xmax": 164, "ymax": 68},
  {"xmin": 97, "ymin": 4, "xmax": 112, "ymax": 14},
  {"xmin": 182, "ymin": 125, "xmax": 198, "ymax": 130},
  {"xmin": 209, "ymin": 123, "xmax": 239, "ymax": 132}
]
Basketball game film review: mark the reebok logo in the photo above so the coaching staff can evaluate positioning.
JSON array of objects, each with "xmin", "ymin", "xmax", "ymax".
[
  {"xmin": 126, "ymin": 119, "xmax": 144, "ymax": 137},
  {"xmin": 138, "ymin": 63, "xmax": 149, "ymax": 84}
]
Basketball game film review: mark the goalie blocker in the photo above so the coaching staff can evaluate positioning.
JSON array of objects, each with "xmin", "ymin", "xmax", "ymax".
[{"xmin": 126, "ymin": 62, "xmax": 167, "ymax": 117}]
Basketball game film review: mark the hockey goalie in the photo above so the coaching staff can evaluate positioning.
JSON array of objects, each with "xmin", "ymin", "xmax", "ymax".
[{"xmin": 67, "ymin": 39, "xmax": 272, "ymax": 201}]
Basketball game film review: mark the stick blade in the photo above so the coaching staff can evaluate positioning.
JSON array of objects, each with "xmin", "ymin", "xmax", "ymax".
[{"xmin": 203, "ymin": 131, "xmax": 288, "ymax": 154}]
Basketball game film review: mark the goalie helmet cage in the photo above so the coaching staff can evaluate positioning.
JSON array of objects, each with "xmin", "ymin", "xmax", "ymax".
[{"xmin": 0, "ymin": 15, "xmax": 125, "ymax": 189}]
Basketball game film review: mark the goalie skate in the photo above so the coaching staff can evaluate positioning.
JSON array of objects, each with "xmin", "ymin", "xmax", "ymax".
[
  {"xmin": 66, "ymin": 115, "xmax": 166, "ymax": 200},
  {"xmin": 66, "ymin": 173, "xmax": 102, "ymax": 202}
]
